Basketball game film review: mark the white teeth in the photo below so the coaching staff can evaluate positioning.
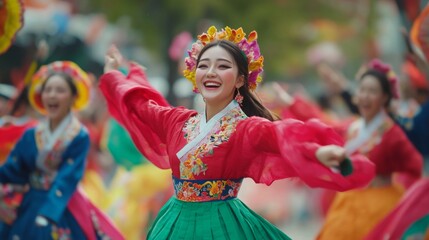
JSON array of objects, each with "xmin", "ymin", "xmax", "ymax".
[{"xmin": 204, "ymin": 82, "xmax": 221, "ymax": 87}]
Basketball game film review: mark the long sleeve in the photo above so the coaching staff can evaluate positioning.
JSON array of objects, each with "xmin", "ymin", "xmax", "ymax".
[
  {"xmin": 281, "ymin": 95, "xmax": 352, "ymax": 137},
  {"xmin": 37, "ymin": 129, "xmax": 90, "ymax": 223},
  {"xmin": 383, "ymin": 126, "xmax": 423, "ymax": 188},
  {"xmin": 281, "ymin": 95, "xmax": 326, "ymax": 122},
  {"xmin": 99, "ymin": 64, "xmax": 194, "ymax": 169},
  {"xmin": 235, "ymin": 117, "xmax": 375, "ymax": 191},
  {"xmin": 0, "ymin": 130, "xmax": 34, "ymax": 184}
]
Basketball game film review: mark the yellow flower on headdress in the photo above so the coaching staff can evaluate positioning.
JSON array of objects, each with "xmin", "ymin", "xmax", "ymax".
[
  {"xmin": 233, "ymin": 27, "xmax": 245, "ymax": 43},
  {"xmin": 207, "ymin": 26, "xmax": 217, "ymax": 38},
  {"xmin": 225, "ymin": 26, "xmax": 233, "ymax": 41},
  {"xmin": 184, "ymin": 26, "xmax": 264, "ymax": 92},
  {"xmin": 217, "ymin": 31, "xmax": 227, "ymax": 40},
  {"xmin": 198, "ymin": 34, "xmax": 209, "ymax": 45},
  {"xmin": 249, "ymin": 56, "xmax": 264, "ymax": 71},
  {"xmin": 183, "ymin": 69, "xmax": 197, "ymax": 91},
  {"xmin": 248, "ymin": 31, "xmax": 258, "ymax": 42},
  {"xmin": 199, "ymin": 26, "xmax": 218, "ymax": 45}
]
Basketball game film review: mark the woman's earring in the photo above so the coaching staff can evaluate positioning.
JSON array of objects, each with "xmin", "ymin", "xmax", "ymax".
[{"xmin": 235, "ymin": 88, "xmax": 243, "ymax": 106}]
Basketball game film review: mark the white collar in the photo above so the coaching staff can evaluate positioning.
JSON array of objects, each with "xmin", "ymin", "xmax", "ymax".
[
  {"xmin": 42, "ymin": 112, "xmax": 73, "ymax": 151},
  {"xmin": 345, "ymin": 110, "xmax": 386, "ymax": 155},
  {"xmin": 176, "ymin": 100, "xmax": 239, "ymax": 160}
]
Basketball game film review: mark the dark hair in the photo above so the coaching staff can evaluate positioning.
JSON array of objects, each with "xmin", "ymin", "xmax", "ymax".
[
  {"xmin": 359, "ymin": 69, "xmax": 392, "ymax": 107},
  {"xmin": 197, "ymin": 40, "xmax": 277, "ymax": 121},
  {"xmin": 41, "ymin": 72, "xmax": 78, "ymax": 97}
]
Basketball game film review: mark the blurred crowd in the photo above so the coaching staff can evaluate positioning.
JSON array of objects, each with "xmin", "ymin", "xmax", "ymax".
[{"xmin": 1, "ymin": 0, "xmax": 429, "ymax": 239}]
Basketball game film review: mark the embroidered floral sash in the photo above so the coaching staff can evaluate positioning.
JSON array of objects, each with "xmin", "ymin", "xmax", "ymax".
[{"xmin": 173, "ymin": 176, "xmax": 242, "ymax": 202}]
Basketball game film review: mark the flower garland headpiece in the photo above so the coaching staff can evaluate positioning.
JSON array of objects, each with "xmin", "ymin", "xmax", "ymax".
[
  {"xmin": 183, "ymin": 26, "xmax": 264, "ymax": 92},
  {"xmin": 29, "ymin": 61, "xmax": 91, "ymax": 114},
  {"xmin": 367, "ymin": 59, "xmax": 400, "ymax": 99}
]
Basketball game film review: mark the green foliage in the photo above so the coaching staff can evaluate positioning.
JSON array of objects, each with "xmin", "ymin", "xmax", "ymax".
[{"xmin": 82, "ymin": 0, "xmax": 373, "ymax": 80}]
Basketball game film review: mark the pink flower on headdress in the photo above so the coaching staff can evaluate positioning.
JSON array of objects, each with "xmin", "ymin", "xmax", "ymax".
[
  {"xmin": 190, "ymin": 42, "xmax": 203, "ymax": 58},
  {"xmin": 185, "ymin": 57, "xmax": 196, "ymax": 71},
  {"xmin": 249, "ymin": 41, "xmax": 261, "ymax": 58},
  {"xmin": 367, "ymin": 59, "xmax": 400, "ymax": 99},
  {"xmin": 248, "ymin": 70, "xmax": 258, "ymax": 81},
  {"xmin": 368, "ymin": 59, "xmax": 390, "ymax": 74},
  {"xmin": 237, "ymin": 40, "xmax": 249, "ymax": 54}
]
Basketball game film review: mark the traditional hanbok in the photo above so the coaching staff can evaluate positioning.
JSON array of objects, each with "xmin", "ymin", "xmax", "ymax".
[
  {"xmin": 0, "ymin": 116, "xmax": 38, "ymax": 232},
  {"xmin": 0, "ymin": 113, "xmax": 124, "ymax": 240},
  {"xmin": 366, "ymin": 178, "xmax": 429, "ymax": 240},
  {"xmin": 396, "ymin": 100, "xmax": 429, "ymax": 173},
  {"xmin": 317, "ymin": 110, "xmax": 423, "ymax": 240},
  {"xmin": 99, "ymin": 64, "xmax": 375, "ymax": 240}
]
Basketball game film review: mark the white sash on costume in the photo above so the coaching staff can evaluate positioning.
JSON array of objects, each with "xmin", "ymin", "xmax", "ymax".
[
  {"xmin": 344, "ymin": 110, "xmax": 386, "ymax": 155},
  {"xmin": 176, "ymin": 100, "xmax": 239, "ymax": 161}
]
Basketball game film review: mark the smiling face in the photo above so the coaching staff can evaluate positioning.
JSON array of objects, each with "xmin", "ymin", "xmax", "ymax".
[
  {"xmin": 195, "ymin": 45, "xmax": 244, "ymax": 108},
  {"xmin": 356, "ymin": 74, "xmax": 388, "ymax": 121},
  {"xmin": 41, "ymin": 74, "xmax": 76, "ymax": 124}
]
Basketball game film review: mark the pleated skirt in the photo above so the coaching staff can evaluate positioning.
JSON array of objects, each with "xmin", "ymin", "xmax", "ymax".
[
  {"xmin": 317, "ymin": 185, "xmax": 404, "ymax": 240},
  {"xmin": 147, "ymin": 197, "xmax": 291, "ymax": 240}
]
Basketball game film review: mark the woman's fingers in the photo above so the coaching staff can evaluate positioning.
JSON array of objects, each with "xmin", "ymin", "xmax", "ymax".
[
  {"xmin": 316, "ymin": 145, "xmax": 346, "ymax": 168},
  {"xmin": 104, "ymin": 45, "xmax": 123, "ymax": 72}
]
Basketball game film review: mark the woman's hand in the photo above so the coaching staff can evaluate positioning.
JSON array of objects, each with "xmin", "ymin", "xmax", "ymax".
[
  {"xmin": 316, "ymin": 145, "xmax": 346, "ymax": 168},
  {"xmin": 104, "ymin": 45, "xmax": 123, "ymax": 73},
  {"xmin": 35, "ymin": 215, "xmax": 49, "ymax": 227},
  {"xmin": 272, "ymin": 82, "xmax": 294, "ymax": 106}
]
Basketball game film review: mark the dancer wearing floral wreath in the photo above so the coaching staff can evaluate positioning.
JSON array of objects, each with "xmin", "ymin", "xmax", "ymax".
[
  {"xmin": 0, "ymin": 61, "xmax": 124, "ymax": 239},
  {"xmin": 313, "ymin": 59, "xmax": 423, "ymax": 240},
  {"xmin": 100, "ymin": 26, "xmax": 375, "ymax": 239}
]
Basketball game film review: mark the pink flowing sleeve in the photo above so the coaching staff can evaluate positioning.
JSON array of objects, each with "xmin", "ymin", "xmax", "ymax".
[
  {"xmin": 236, "ymin": 117, "xmax": 375, "ymax": 191},
  {"xmin": 281, "ymin": 95, "xmax": 352, "ymax": 137},
  {"xmin": 98, "ymin": 64, "xmax": 193, "ymax": 169},
  {"xmin": 365, "ymin": 178, "xmax": 429, "ymax": 240},
  {"xmin": 281, "ymin": 95, "xmax": 325, "ymax": 122}
]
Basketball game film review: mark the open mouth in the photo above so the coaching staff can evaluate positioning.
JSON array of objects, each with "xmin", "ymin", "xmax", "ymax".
[
  {"xmin": 47, "ymin": 103, "xmax": 60, "ymax": 111},
  {"xmin": 203, "ymin": 81, "xmax": 221, "ymax": 89}
]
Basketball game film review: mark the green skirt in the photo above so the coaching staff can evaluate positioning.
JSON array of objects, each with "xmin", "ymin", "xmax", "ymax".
[{"xmin": 147, "ymin": 197, "xmax": 291, "ymax": 240}]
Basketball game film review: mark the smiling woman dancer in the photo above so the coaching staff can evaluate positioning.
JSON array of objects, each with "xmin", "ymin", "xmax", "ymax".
[
  {"xmin": 99, "ymin": 26, "xmax": 375, "ymax": 239},
  {"xmin": 0, "ymin": 61, "xmax": 123, "ymax": 239}
]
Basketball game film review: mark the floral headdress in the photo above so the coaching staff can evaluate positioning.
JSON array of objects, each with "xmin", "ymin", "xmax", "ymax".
[
  {"xmin": 367, "ymin": 59, "xmax": 400, "ymax": 99},
  {"xmin": 183, "ymin": 26, "xmax": 264, "ymax": 92},
  {"xmin": 29, "ymin": 61, "xmax": 91, "ymax": 114}
]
